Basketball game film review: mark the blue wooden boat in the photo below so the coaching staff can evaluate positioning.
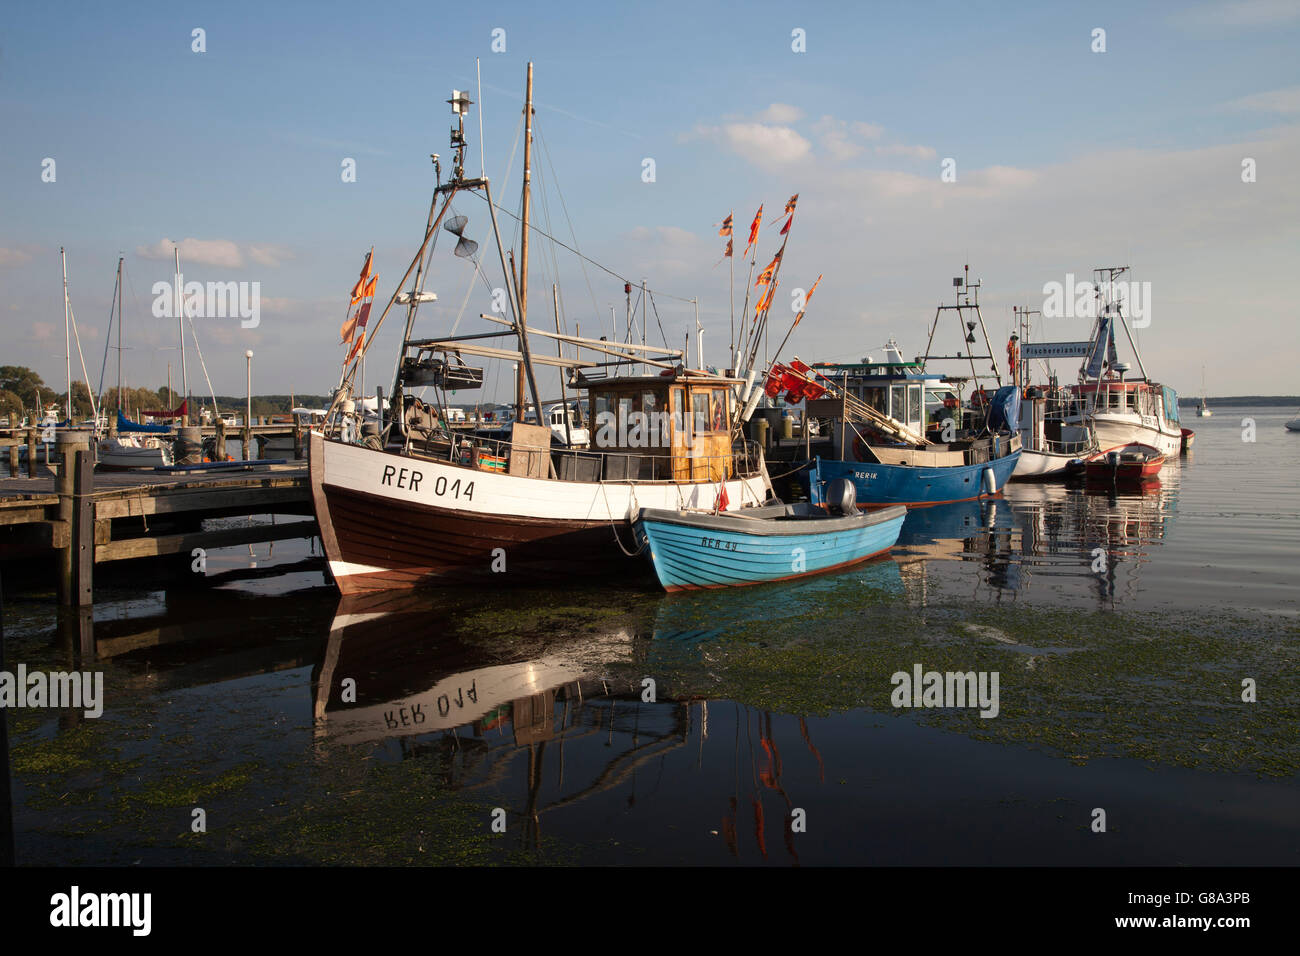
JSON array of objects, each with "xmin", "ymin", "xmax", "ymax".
[
  {"xmin": 635, "ymin": 484, "xmax": 906, "ymax": 592},
  {"xmin": 788, "ymin": 339, "xmax": 1021, "ymax": 507},
  {"xmin": 804, "ymin": 444, "xmax": 1021, "ymax": 508}
]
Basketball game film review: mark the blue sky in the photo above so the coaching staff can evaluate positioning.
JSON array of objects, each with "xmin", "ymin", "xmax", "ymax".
[{"xmin": 3, "ymin": 0, "xmax": 1298, "ymax": 403}]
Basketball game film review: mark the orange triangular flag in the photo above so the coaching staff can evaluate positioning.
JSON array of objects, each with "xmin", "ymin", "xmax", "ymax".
[
  {"xmin": 793, "ymin": 274, "xmax": 822, "ymax": 327},
  {"xmin": 755, "ymin": 250, "xmax": 782, "ymax": 286},
  {"xmin": 744, "ymin": 205, "xmax": 763, "ymax": 257},
  {"xmin": 339, "ymin": 312, "xmax": 358, "ymax": 345}
]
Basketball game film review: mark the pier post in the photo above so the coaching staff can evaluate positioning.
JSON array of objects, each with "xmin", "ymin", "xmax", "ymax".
[
  {"xmin": 6, "ymin": 444, "xmax": 15, "ymax": 478},
  {"xmin": 292, "ymin": 417, "xmax": 302, "ymax": 460},
  {"xmin": 72, "ymin": 451, "xmax": 94, "ymax": 607},
  {"xmin": 55, "ymin": 432, "xmax": 90, "ymax": 606},
  {"xmin": 215, "ymin": 418, "xmax": 226, "ymax": 460},
  {"xmin": 25, "ymin": 428, "xmax": 37, "ymax": 478}
]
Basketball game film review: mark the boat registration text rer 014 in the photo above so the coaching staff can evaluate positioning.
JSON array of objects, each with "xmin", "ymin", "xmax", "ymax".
[{"xmin": 380, "ymin": 465, "xmax": 475, "ymax": 500}]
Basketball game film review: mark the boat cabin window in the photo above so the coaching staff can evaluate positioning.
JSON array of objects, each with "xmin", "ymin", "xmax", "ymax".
[
  {"xmin": 863, "ymin": 386, "xmax": 886, "ymax": 414},
  {"xmin": 692, "ymin": 391, "xmax": 709, "ymax": 434},
  {"xmin": 671, "ymin": 388, "xmax": 684, "ymax": 431},
  {"xmin": 890, "ymin": 385, "xmax": 906, "ymax": 421},
  {"xmin": 908, "ymin": 384, "xmax": 922, "ymax": 426},
  {"xmin": 712, "ymin": 388, "xmax": 728, "ymax": 431}
]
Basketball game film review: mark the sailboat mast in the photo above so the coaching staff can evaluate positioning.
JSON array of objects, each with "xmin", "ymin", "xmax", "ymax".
[
  {"xmin": 116, "ymin": 256, "xmax": 124, "ymax": 414},
  {"xmin": 515, "ymin": 62, "xmax": 534, "ymax": 422},
  {"xmin": 174, "ymin": 248, "xmax": 189, "ymax": 423},
  {"xmin": 61, "ymin": 247, "xmax": 72, "ymax": 422}
]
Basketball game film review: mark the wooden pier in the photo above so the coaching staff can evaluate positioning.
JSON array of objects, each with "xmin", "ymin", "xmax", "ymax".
[{"xmin": 0, "ymin": 434, "xmax": 316, "ymax": 606}]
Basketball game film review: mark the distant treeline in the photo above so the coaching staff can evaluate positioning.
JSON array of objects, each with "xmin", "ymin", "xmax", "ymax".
[
  {"xmin": 210, "ymin": 395, "xmax": 334, "ymax": 415},
  {"xmin": 1178, "ymin": 396, "xmax": 1300, "ymax": 407}
]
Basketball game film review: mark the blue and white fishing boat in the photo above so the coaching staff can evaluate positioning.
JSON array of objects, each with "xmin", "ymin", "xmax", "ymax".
[
  {"xmin": 635, "ymin": 481, "xmax": 906, "ymax": 592},
  {"xmin": 788, "ymin": 347, "xmax": 1021, "ymax": 507},
  {"xmin": 773, "ymin": 270, "xmax": 1021, "ymax": 507}
]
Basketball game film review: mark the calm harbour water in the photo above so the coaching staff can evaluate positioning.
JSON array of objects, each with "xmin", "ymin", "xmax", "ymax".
[{"xmin": 3, "ymin": 406, "xmax": 1297, "ymax": 865}]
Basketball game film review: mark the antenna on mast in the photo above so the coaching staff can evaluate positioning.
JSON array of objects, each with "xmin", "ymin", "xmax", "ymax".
[{"xmin": 448, "ymin": 89, "xmax": 473, "ymax": 182}]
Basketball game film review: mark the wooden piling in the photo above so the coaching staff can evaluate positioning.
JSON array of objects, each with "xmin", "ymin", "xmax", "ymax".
[
  {"xmin": 292, "ymin": 417, "xmax": 302, "ymax": 460},
  {"xmin": 56, "ymin": 443, "xmax": 75, "ymax": 605},
  {"xmin": 6, "ymin": 444, "xmax": 16, "ymax": 478},
  {"xmin": 72, "ymin": 450, "xmax": 94, "ymax": 607},
  {"xmin": 55, "ymin": 434, "xmax": 90, "ymax": 606},
  {"xmin": 215, "ymin": 419, "xmax": 226, "ymax": 460},
  {"xmin": 25, "ymin": 429, "xmax": 36, "ymax": 478}
]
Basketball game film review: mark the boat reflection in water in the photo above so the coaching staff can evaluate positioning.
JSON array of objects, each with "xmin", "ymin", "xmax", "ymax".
[
  {"xmin": 312, "ymin": 567, "xmax": 907, "ymax": 862},
  {"xmin": 883, "ymin": 468, "xmax": 1180, "ymax": 606}
]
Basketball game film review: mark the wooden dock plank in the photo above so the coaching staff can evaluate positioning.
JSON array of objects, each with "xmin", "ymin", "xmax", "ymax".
[{"xmin": 96, "ymin": 519, "xmax": 318, "ymax": 562}]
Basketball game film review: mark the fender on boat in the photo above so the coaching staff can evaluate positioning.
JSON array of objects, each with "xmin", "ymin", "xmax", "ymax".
[{"xmin": 982, "ymin": 466, "xmax": 997, "ymax": 496}]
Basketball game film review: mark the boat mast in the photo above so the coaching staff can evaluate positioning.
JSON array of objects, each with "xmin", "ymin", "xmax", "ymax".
[
  {"xmin": 61, "ymin": 247, "xmax": 72, "ymax": 422},
  {"xmin": 174, "ymin": 247, "xmax": 189, "ymax": 423},
  {"xmin": 1099, "ymin": 265, "xmax": 1148, "ymax": 382},
  {"xmin": 116, "ymin": 256, "xmax": 124, "ymax": 415},
  {"xmin": 515, "ymin": 62, "xmax": 534, "ymax": 422}
]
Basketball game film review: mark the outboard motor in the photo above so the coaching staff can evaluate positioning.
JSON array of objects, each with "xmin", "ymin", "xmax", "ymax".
[{"xmin": 826, "ymin": 477, "xmax": 858, "ymax": 515}]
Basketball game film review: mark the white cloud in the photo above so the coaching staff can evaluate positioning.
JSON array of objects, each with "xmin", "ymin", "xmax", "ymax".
[
  {"xmin": 692, "ymin": 121, "xmax": 813, "ymax": 170},
  {"xmin": 0, "ymin": 247, "xmax": 33, "ymax": 267},
  {"xmin": 874, "ymin": 143, "xmax": 938, "ymax": 160},
  {"xmin": 1227, "ymin": 85, "xmax": 1300, "ymax": 113},
  {"xmin": 136, "ymin": 237, "xmax": 243, "ymax": 268},
  {"xmin": 754, "ymin": 103, "xmax": 804, "ymax": 124},
  {"xmin": 135, "ymin": 238, "xmax": 295, "ymax": 269},
  {"xmin": 248, "ymin": 245, "xmax": 295, "ymax": 267}
]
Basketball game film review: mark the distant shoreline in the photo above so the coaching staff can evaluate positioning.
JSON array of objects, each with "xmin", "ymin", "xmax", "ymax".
[{"xmin": 1176, "ymin": 396, "xmax": 1299, "ymax": 407}]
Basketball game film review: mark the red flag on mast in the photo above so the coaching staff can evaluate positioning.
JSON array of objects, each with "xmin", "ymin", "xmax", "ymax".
[{"xmin": 744, "ymin": 205, "xmax": 763, "ymax": 257}]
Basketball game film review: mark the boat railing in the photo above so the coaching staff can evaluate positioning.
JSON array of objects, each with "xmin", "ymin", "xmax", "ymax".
[{"xmin": 402, "ymin": 431, "xmax": 763, "ymax": 483}]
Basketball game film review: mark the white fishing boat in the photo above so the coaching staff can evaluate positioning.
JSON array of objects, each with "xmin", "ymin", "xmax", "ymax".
[
  {"xmin": 1286, "ymin": 414, "xmax": 1300, "ymax": 433},
  {"xmin": 1064, "ymin": 267, "xmax": 1185, "ymax": 458},
  {"xmin": 309, "ymin": 64, "xmax": 775, "ymax": 594}
]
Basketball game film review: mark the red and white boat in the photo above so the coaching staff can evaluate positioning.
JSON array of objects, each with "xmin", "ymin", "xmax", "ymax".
[
  {"xmin": 309, "ymin": 65, "xmax": 776, "ymax": 594},
  {"xmin": 1063, "ymin": 267, "xmax": 1185, "ymax": 458},
  {"xmin": 1074, "ymin": 444, "xmax": 1165, "ymax": 482}
]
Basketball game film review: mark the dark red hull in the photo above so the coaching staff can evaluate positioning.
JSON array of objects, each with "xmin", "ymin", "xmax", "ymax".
[{"xmin": 317, "ymin": 483, "xmax": 643, "ymax": 593}]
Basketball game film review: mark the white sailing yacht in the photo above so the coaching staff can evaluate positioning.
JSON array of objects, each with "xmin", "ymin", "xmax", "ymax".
[
  {"xmin": 1197, "ymin": 367, "xmax": 1212, "ymax": 417},
  {"xmin": 96, "ymin": 257, "xmax": 174, "ymax": 469}
]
